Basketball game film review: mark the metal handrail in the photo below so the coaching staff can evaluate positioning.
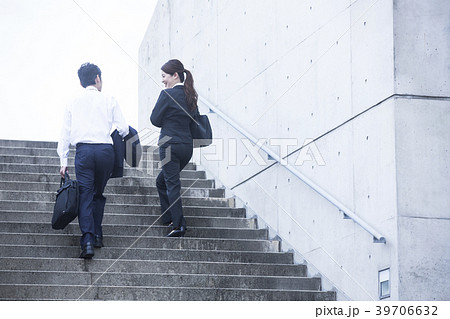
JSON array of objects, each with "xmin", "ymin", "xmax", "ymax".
[{"xmin": 198, "ymin": 95, "xmax": 386, "ymax": 243}]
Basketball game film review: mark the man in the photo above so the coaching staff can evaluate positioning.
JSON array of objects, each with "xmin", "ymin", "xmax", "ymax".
[{"xmin": 57, "ymin": 62, "xmax": 129, "ymax": 259}]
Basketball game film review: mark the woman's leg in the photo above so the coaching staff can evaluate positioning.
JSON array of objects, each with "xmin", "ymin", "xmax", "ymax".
[
  {"xmin": 156, "ymin": 169, "xmax": 172, "ymax": 224},
  {"xmin": 160, "ymin": 143, "xmax": 193, "ymax": 230}
]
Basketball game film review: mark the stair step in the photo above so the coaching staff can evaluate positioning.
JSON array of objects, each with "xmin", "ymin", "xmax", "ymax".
[
  {"xmin": 104, "ymin": 185, "xmax": 224, "ymax": 197},
  {"xmin": 0, "ymin": 191, "xmax": 232, "ymax": 207},
  {"xmin": 0, "ymin": 245, "xmax": 292, "ymax": 263},
  {"xmin": 1, "ymin": 257, "xmax": 306, "ymax": 277},
  {"xmin": 0, "ymin": 172, "xmax": 215, "ymax": 188},
  {"xmin": 0, "ymin": 284, "xmax": 336, "ymax": 301},
  {"xmin": 0, "ymin": 222, "xmax": 267, "ymax": 239},
  {"xmin": 0, "ymin": 154, "xmax": 195, "ymax": 170},
  {"xmin": 108, "ymin": 176, "xmax": 215, "ymax": 188},
  {"xmin": 0, "ymin": 140, "xmax": 57, "ymax": 148},
  {"xmin": 0, "ymin": 213, "xmax": 254, "ymax": 228},
  {"xmin": 0, "ymin": 270, "xmax": 321, "ymax": 291},
  {"xmin": 0, "ymin": 233, "xmax": 275, "ymax": 252},
  {"xmin": 0, "ymin": 163, "xmax": 205, "ymax": 179},
  {"xmin": 0, "ymin": 203, "xmax": 246, "ymax": 217},
  {"xmin": 0, "ymin": 146, "xmax": 58, "ymax": 157},
  {"xmin": 0, "ymin": 181, "xmax": 225, "ymax": 197},
  {"xmin": 0, "ymin": 145, "xmax": 159, "ymax": 160}
]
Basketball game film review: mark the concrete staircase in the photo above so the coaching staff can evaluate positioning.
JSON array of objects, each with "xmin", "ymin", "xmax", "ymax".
[{"xmin": 0, "ymin": 139, "xmax": 336, "ymax": 301}]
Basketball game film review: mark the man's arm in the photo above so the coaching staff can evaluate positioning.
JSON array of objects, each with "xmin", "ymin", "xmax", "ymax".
[
  {"xmin": 57, "ymin": 106, "xmax": 71, "ymax": 178},
  {"xmin": 111, "ymin": 96, "xmax": 129, "ymax": 138}
]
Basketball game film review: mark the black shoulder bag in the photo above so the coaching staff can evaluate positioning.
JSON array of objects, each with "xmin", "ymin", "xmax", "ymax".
[{"xmin": 190, "ymin": 109, "xmax": 213, "ymax": 148}]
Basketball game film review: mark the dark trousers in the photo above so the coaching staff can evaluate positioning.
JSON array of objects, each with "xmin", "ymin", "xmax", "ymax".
[
  {"xmin": 156, "ymin": 143, "xmax": 193, "ymax": 228},
  {"xmin": 75, "ymin": 143, "xmax": 114, "ymax": 247}
]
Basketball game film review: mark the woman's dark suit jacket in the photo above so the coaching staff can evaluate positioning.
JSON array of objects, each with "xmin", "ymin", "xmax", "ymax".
[{"xmin": 150, "ymin": 85, "xmax": 194, "ymax": 145}]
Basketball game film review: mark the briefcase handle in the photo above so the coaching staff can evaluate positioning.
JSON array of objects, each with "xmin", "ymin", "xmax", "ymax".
[{"xmin": 60, "ymin": 171, "xmax": 71, "ymax": 187}]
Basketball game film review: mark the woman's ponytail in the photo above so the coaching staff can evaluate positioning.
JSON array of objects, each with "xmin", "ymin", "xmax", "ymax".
[
  {"xmin": 161, "ymin": 59, "xmax": 198, "ymax": 111},
  {"xmin": 183, "ymin": 69, "xmax": 198, "ymax": 111}
]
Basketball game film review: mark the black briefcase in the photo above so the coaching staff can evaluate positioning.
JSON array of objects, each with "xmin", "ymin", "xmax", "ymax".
[
  {"xmin": 52, "ymin": 171, "xmax": 79, "ymax": 230},
  {"xmin": 190, "ymin": 109, "xmax": 213, "ymax": 148}
]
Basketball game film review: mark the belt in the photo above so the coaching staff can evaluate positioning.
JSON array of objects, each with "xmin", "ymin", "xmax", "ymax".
[{"xmin": 76, "ymin": 143, "xmax": 112, "ymax": 149}]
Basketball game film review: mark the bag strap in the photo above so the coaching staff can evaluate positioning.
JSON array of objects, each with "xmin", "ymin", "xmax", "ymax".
[{"xmin": 61, "ymin": 171, "xmax": 71, "ymax": 187}]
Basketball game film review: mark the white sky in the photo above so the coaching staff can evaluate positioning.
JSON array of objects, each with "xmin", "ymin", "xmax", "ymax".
[{"xmin": 0, "ymin": 0, "xmax": 158, "ymax": 142}]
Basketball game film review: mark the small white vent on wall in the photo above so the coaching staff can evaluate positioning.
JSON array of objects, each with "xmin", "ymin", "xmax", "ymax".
[{"xmin": 379, "ymin": 268, "xmax": 390, "ymax": 299}]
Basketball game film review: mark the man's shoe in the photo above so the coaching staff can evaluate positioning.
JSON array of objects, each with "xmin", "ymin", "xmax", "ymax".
[
  {"xmin": 80, "ymin": 242, "xmax": 94, "ymax": 259},
  {"xmin": 166, "ymin": 226, "xmax": 186, "ymax": 238},
  {"xmin": 94, "ymin": 235, "xmax": 103, "ymax": 248}
]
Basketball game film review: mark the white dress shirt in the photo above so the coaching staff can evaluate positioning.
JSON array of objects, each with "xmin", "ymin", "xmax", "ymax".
[{"xmin": 57, "ymin": 86, "xmax": 129, "ymax": 167}]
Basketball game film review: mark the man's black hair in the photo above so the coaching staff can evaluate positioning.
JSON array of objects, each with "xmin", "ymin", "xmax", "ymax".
[{"xmin": 78, "ymin": 62, "xmax": 101, "ymax": 88}]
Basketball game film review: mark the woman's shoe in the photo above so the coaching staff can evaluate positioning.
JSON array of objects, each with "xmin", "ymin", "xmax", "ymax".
[{"xmin": 166, "ymin": 226, "xmax": 186, "ymax": 237}]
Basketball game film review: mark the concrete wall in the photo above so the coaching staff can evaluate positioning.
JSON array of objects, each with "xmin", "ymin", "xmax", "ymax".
[
  {"xmin": 139, "ymin": 0, "xmax": 450, "ymax": 300},
  {"xmin": 395, "ymin": 98, "xmax": 450, "ymax": 300},
  {"xmin": 392, "ymin": 0, "xmax": 450, "ymax": 300}
]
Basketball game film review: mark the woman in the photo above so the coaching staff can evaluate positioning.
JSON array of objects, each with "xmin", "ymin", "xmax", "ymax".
[{"xmin": 150, "ymin": 59, "xmax": 197, "ymax": 237}]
